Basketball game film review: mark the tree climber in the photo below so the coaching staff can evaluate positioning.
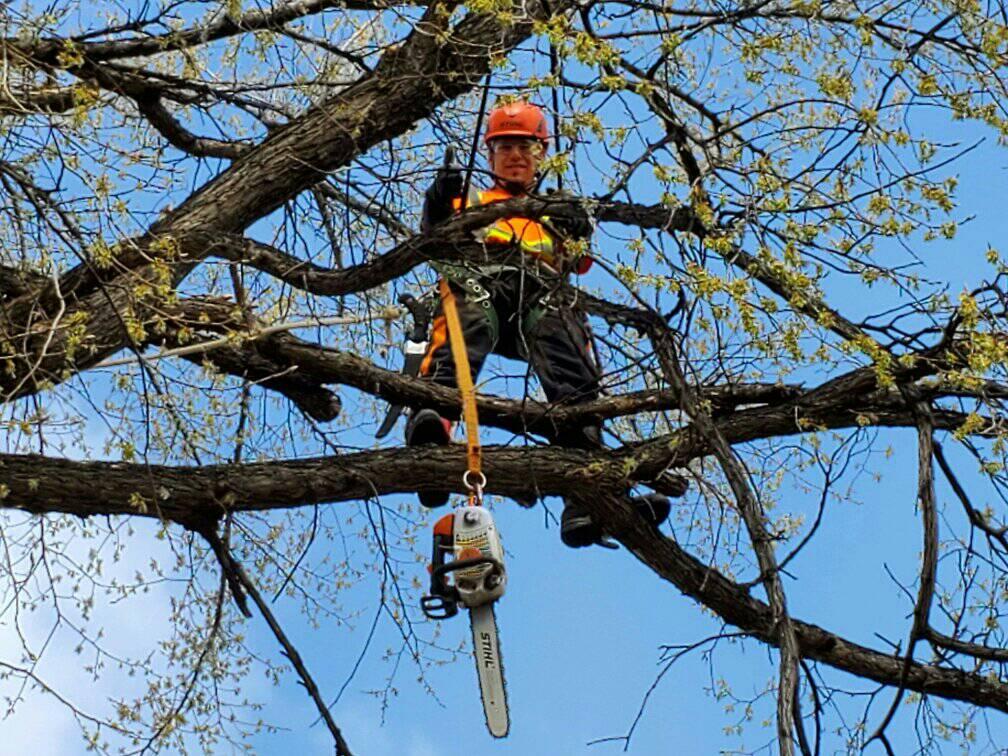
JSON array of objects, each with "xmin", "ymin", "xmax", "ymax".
[{"xmin": 407, "ymin": 100, "xmax": 680, "ymax": 548}]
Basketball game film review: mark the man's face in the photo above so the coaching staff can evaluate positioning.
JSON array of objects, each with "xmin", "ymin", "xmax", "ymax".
[{"xmin": 488, "ymin": 137, "xmax": 544, "ymax": 188}]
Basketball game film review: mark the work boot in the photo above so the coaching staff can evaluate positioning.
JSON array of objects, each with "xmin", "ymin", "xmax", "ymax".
[
  {"xmin": 559, "ymin": 493, "xmax": 672, "ymax": 549},
  {"xmin": 560, "ymin": 503, "xmax": 602, "ymax": 548},
  {"xmin": 406, "ymin": 409, "xmax": 452, "ymax": 508}
]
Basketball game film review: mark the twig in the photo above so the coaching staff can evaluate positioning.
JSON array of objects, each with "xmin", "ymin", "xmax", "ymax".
[
  {"xmin": 94, "ymin": 309, "xmax": 403, "ymax": 369},
  {"xmin": 865, "ymin": 389, "xmax": 937, "ymax": 747},
  {"xmin": 207, "ymin": 529, "xmax": 353, "ymax": 755}
]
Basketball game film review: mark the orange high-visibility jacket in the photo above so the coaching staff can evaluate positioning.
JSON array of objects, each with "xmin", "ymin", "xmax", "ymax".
[{"xmin": 453, "ymin": 186, "xmax": 592, "ymax": 274}]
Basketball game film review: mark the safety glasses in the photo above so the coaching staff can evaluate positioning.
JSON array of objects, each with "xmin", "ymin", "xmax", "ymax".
[{"xmin": 488, "ymin": 138, "xmax": 544, "ymax": 157}]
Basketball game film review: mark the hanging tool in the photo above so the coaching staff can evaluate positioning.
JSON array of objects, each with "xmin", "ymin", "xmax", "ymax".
[
  {"xmin": 421, "ymin": 504, "xmax": 508, "ymax": 737},
  {"xmin": 419, "ymin": 126, "xmax": 510, "ymax": 733},
  {"xmin": 375, "ymin": 294, "xmax": 431, "ymax": 438}
]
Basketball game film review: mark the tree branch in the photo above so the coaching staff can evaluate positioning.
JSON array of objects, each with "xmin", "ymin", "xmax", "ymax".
[
  {"xmin": 205, "ymin": 528, "xmax": 352, "ymax": 755},
  {"xmin": 3, "ymin": 0, "xmax": 382, "ymax": 67},
  {"xmin": 135, "ymin": 94, "xmax": 251, "ymax": 160}
]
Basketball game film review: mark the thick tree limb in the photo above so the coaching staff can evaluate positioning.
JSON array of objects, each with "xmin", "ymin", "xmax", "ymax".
[
  {"xmin": 0, "ymin": 401, "xmax": 981, "ymax": 526},
  {"xmin": 135, "ymin": 95, "xmax": 251, "ymax": 160},
  {"xmin": 2, "ymin": 447, "xmax": 1006, "ymax": 717}
]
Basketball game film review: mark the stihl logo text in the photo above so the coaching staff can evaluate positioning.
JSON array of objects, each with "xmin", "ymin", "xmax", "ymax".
[{"xmin": 480, "ymin": 632, "xmax": 496, "ymax": 668}]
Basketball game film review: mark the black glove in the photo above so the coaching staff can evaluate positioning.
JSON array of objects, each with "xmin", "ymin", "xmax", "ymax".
[
  {"xmin": 421, "ymin": 153, "xmax": 464, "ymax": 232},
  {"xmin": 433, "ymin": 165, "xmax": 463, "ymax": 204},
  {"xmin": 545, "ymin": 189, "xmax": 593, "ymax": 240}
]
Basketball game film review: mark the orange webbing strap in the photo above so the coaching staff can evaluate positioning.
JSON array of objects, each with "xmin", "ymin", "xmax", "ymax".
[{"xmin": 438, "ymin": 277, "xmax": 484, "ymax": 504}]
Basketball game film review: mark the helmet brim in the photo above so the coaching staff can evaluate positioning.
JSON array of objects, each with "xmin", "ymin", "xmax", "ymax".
[{"xmin": 485, "ymin": 132, "xmax": 550, "ymax": 146}]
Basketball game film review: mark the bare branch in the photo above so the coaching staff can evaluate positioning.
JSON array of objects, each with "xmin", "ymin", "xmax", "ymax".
[
  {"xmin": 3, "ymin": 1, "xmax": 390, "ymax": 67},
  {"xmin": 135, "ymin": 95, "xmax": 251, "ymax": 160},
  {"xmin": 204, "ymin": 529, "xmax": 352, "ymax": 755}
]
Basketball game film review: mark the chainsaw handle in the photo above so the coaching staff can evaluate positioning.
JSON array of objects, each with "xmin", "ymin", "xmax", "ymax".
[
  {"xmin": 421, "ymin": 512, "xmax": 505, "ymax": 620},
  {"xmin": 422, "ymin": 531, "xmax": 460, "ymax": 620},
  {"xmin": 421, "ymin": 593, "xmax": 459, "ymax": 620},
  {"xmin": 430, "ymin": 555, "xmax": 504, "ymax": 583},
  {"xmin": 422, "ymin": 556, "xmax": 503, "ymax": 620}
]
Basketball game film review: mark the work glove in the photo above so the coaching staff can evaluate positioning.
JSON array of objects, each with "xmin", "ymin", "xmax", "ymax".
[
  {"xmin": 544, "ymin": 189, "xmax": 594, "ymax": 274},
  {"xmin": 421, "ymin": 149, "xmax": 464, "ymax": 232},
  {"xmin": 545, "ymin": 188, "xmax": 594, "ymax": 240}
]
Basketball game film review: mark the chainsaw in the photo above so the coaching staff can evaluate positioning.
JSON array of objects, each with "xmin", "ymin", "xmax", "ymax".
[{"xmin": 421, "ymin": 505, "xmax": 509, "ymax": 737}]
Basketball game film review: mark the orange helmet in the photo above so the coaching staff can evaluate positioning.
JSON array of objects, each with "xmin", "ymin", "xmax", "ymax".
[{"xmin": 484, "ymin": 101, "xmax": 550, "ymax": 146}]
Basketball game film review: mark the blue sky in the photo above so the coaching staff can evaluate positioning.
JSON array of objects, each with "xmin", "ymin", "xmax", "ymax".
[{"xmin": 5, "ymin": 3, "xmax": 1008, "ymax": 755}]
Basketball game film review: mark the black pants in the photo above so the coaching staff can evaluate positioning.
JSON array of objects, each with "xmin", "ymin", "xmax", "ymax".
[{"xmin": 420, "ymin": 269, "xmax": 601, "ymax": 447}]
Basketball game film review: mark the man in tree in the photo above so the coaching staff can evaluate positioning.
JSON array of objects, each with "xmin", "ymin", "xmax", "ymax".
[{"xmin": 405, "ymin": 100, "xmax": 676, "ymax": 547}]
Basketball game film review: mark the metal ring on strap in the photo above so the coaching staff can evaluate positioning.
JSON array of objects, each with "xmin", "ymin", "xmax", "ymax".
[
  {"xmin": 463, "ymin": 470, "xmax": 487, "ymax": 491},
  {"xmin": 463, "ymin": 469, "xmax": 486, "ymax": 505}
]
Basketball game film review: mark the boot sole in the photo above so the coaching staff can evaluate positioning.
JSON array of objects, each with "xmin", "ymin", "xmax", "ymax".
[
  {"xmin": 560, "ymin": 513, "xmax": 601, "ymax": 548},
  {"xmin": 408, "ymin": 412, "xmax": 451, "ymax": 508}
]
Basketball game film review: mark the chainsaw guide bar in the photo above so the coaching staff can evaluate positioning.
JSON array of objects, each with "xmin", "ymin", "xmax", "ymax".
[{"xmin": 470, "ymin": 603, "xmax": 508, "ymax": 737}]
